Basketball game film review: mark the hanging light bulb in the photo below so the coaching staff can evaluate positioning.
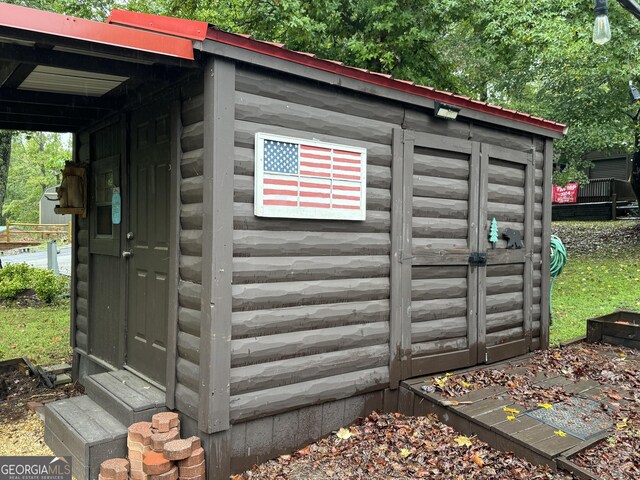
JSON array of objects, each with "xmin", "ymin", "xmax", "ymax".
[{"xmin": 593, "ymin": 0, "xmax": 612, "ymax": 44}]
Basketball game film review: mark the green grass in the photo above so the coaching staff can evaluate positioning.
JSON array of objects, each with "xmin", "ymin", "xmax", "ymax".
[
  {"xmin": 0, "ymin": 300, "xmax": 71, "ymax": 365},
  {"xmin": 550, "ymin": 254, "xmax": 640, "ymax": 345}
]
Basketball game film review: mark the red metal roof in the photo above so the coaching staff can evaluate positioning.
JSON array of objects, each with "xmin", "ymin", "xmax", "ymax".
[
  {"xmin": 107, "ymin": 9, "xmax": 566, "ymax": 135},
  {"xmin": 107, "ymin": 9, "xmax": 208, "ymax": 41},
  {"xmin": 206, "ymin": 29, "xmax": 568, "ymax": 135},
  {"xmin": 0, "ymin": 2, "xmax": 195, "ymax": 60},
  {"xmin": 1, "ymin": 2, "xmax": 566, "ymax": 134}
]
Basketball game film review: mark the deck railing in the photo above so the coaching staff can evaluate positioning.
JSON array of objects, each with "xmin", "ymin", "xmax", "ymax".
[{"xmin": 3, "ymin": 221, "xmax": 72, "ymax": 243}]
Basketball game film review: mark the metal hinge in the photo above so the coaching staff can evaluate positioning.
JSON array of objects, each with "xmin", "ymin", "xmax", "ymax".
[{"xmin": 468, "ymin": 252, "xmax": 487, "ymax": 266}]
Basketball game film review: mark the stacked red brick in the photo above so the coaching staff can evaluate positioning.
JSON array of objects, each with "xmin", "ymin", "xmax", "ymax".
[{"xmin": 101, "ymin": 412, "xmax": 205, "ymax": 480}]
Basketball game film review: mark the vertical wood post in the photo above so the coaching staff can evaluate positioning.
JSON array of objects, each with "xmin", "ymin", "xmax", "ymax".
[
  {"xmin": 467, "ymin": 142, "xmax": 481, "ymax": 363},
  {"xmin": 390, "ymin": 128, "xmax": 413, "ymax": 388},
  {"xmin": 523, "ymin": 145, "xmax": 535, "ymax": 350},
  {"xmin": 540, "ymin": 139, "xmax": 553, "ymax": 350},
  {"xmin": 165, "ymin": 100, "xmax": 182, "ymax": 410},
  {"xmin": 476, "ymin": 144, "xmax": 489, "ymax": 361},
  {"xmin": 6, "ymin": 220, "xmax": 9, "ymax": 242},
  {"xmin": 199, "ymin": 57, "xmax": 235, "ymax": 435}
]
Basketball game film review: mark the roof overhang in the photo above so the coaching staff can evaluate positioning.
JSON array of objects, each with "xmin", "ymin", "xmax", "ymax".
[{"xmin": 0, "ymin": 2, "xmax": 198, "ymax": 132}]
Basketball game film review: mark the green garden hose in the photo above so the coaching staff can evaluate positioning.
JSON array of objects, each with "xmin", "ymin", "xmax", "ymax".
[{"xmin": 549, "ymin": 235, "xmax": 567, "ymax": 325}]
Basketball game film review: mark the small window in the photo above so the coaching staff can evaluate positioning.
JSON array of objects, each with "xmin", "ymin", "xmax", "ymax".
[
  {"xmin": 90, "ymin": 155, "xmax": 120, "ymax": 256},
  {"xmin": 95, "ymin": 171, "xmax": 114, "ymax": 236}
]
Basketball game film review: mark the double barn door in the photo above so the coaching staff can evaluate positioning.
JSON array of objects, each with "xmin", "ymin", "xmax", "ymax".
[{"xmin": 391, "ymin": 129, "xmax": 536, "ymax": 380}]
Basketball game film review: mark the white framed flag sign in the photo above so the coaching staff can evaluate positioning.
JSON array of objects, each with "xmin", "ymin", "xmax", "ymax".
[{"xmin": 254, "ymin": 133, "xmax": 367, "ymax": 221}]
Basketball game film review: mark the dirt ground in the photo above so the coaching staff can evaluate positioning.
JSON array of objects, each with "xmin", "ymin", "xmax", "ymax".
[
  {"xmin": 0, "ymin": 360, "xmax": 81, "ymax": 457},
  {"xmin": 2, "ymin": 343, "xmax": 638, "ymax": 480}
]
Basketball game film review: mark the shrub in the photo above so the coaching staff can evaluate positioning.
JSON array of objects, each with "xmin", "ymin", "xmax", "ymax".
[{"xmin": 0, "ymin": 263, "xmax": 67, "ymax": 303}]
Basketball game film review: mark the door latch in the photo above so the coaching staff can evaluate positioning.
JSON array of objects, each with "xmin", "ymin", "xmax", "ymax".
[
  {"xmin": 122, "ymin": 250, "xmax": 133, "ymax": 259},
  {"xmin": 468, "ymin": 252, "xmax": 487, "ymax": 266}
]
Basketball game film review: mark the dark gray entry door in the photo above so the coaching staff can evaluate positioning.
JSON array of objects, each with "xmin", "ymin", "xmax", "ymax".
[{"xmin": 126, "ymin": 103, "xmax": 171, "ymax": 385}]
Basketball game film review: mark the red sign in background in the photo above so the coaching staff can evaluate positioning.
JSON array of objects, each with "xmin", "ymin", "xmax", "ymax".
[{"xmin": 552, "ymin": 183, "xmax": 579, "ymax": 204}]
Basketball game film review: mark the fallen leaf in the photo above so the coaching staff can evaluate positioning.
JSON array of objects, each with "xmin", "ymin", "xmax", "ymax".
[
  {"xmin": 461, "ymin": 381, "xmax": 472, "ymax": 388},
  {"xmin": 472, "ymin": 453, "xmax": 484, "ymax": 467},
  {"xmin": 336, "ymin": 427, "xmax": 352, "ymax": 440},
  {"xmin": 537, "ymin": 403, "xmax": 553, "ymax": 410},
  {"xmin": 400, "ymin": 447, "xmax": 411, "ymax": 458},
  {"xmin": 554, "ymin": 430, "xmax": 567, "ymax": 437},
  {"xmin": 616, "ymin": 418, "xmax": 628, "ymax": 430},
  {"xmin": 607, "ymin": 391, "xmax": 622, "ymax": 401},
  {"xmin": 434, "ymin": 376, "xmax": 447, "ymax": 388},
  {"xmin": 454, "ymin": 435, "xmax": 473, "ymax": 447},
  {"xmin": 506, "ymin": 415, "xmax": 516, "ymax": 421},
  {"xmin": 503, "ymin": 407, "xmax": 520, "ymax": 415}
]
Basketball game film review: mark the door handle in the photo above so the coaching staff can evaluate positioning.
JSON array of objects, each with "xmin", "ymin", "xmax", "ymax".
[{"xmin": 122, "ymin": 250, "xmax": 133, "ymax": 259}]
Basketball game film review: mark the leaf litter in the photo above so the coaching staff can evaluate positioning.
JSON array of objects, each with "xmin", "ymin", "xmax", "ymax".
[
  {"xmin": 428, "ymin": 342, "xmax": 640, "ymax": 480},
  {"xmin": 237, "ymin": 411, "xmax": 575, "ymax": 479}
]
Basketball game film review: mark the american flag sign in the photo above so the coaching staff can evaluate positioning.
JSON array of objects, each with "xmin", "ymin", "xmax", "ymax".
[{"xmin": 254, "ymin": 133, "xmax": 367, "ymax": 220}]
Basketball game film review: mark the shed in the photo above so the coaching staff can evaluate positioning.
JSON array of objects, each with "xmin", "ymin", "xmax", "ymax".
[
  {"xmin": 40, "ymin": 186, "xmax": 71, "ymax": 225},
  {"xmin": 0, "ymin": 3, "xmax": 566, "ymax": 479}
]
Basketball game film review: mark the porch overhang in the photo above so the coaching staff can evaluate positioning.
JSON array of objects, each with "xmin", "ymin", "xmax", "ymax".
[{"xmin": 0, "ymin": 2, "xmax": 198, "ymax": 132}]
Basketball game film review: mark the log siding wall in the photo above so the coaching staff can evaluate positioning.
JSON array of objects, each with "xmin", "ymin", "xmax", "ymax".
[
  {"xmin": 175, "ymin": 80, "xmax": 205, "ymax": 419},
  {"xmin": 228, "ymin": 67, "xmax": 396, "ymax": 423},
  {"xmin": 73, "ymin": 132, "xmax": 90, "ymax": 353}
]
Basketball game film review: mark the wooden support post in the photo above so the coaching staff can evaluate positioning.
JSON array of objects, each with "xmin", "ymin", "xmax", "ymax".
[
  {"xmin": 611, "ymin": 193, "xmax": 617, "ymax": 220},
  {"xmin": 165, "ymin": 100, "xmax": 182, "ymax": 410},
  {"xmin": 390, "ymin": 128, "xmax": 414, "ymax": 387},
  {"xmin": 5, "ymin": 221, "xmax": 9, "ymax": 243},
  {"xmin": 199, "ymin": 57, "xmax": 235, "ymax": 435},
  {"xmin": 540, "ymin": 139, "xmax": 554, "ymax": 350}
]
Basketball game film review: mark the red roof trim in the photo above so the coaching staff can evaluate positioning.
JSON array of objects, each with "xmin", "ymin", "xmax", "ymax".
[
  {"xmin": 107, "ymin": 9, "xmax": 208, "ymax": 41},
  {"xmin": 0, "ymin": 2, "xmax": 195, "ymax": 60},
  {"xmin": 204, "ymin": 29, "xmax": 566, "ymax": 135}
]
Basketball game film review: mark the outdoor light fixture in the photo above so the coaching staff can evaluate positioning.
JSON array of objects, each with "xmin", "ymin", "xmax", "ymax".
[
  {"xmin": 593, "ymin": 0, "xmax": 640, "ymax": 44},
  {"xmin": 434, "ymin": 101, "xmax": 460, "ymax": 120},
  {"xmin": 593, "ymin": 0, "xmax": 612, "ymax": 44}
]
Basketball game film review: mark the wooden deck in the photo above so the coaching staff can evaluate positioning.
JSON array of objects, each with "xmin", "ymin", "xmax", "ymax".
[{"xmin": 399, "ymin": 356, "xmax": 611, "ymax": 478}]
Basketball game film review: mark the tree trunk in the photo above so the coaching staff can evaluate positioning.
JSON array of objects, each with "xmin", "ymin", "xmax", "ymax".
[{"xmin": 0, "ymin": 131, "xmax": 12, "ymax": 225}]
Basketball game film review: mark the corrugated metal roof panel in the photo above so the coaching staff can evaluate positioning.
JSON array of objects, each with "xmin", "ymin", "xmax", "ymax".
[{"xmin": 18, "ymin": 65, "xmax": 127, "ymax": 96}]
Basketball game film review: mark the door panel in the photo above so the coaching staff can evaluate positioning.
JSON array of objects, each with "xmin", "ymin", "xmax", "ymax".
[
  {"xmin": 126, "ymin": 103, "xmax": 171, "ymax": 385},
  {"xmin": 478, "ymin": 145, "xmax": 534, "ymax": 363},
  {"xmin": 402, "ymin": 132, "xmax": 535, "ymax": 375},
  {"xmin": 409, "ymin": 132, "xmax": 480, "ymax": 376}
]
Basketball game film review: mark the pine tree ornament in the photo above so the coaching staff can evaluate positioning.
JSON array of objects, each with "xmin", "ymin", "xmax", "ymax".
[{"xmin": 489, "ymin": 218, "xmax": 499, "ymax": 248}]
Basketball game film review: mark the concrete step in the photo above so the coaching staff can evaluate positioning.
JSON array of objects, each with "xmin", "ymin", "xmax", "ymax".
[
  {"xmin": 83, "ymin": 370, "xmax": 166, "ymax": 426},
  {"xmin": 44, "ymin": 395, "xmax": 127, "ymax": 480}
]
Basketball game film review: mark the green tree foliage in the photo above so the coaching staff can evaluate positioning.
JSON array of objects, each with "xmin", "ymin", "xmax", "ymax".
[
  {"xmin": 10, "ymin": 0, "xmax": 640, "ymax": 191},
  {"xmin": 136, "ymin": 0, "xmax": 467, "ymax": 91},
  {"xmin": 130, "ymin": 0, "xmax": 640, "ymax": 187},
  {"xmin": 433, "ymin": 0, "xmax": 640, "ymax": 186},
  {"xmin": 3, "ymin": 133, "xmax": 70, "ymax": 223}
]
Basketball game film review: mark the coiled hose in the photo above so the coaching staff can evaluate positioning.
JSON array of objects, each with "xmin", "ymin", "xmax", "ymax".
[{"xmin": 549, "ymin": 235, "xmax": 567, "ymax": 324}]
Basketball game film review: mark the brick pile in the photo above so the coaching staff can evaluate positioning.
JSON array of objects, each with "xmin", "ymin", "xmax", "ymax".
[{"xmin": 99, "ymin": 412, "xmax": 205, "ymax": 480}]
